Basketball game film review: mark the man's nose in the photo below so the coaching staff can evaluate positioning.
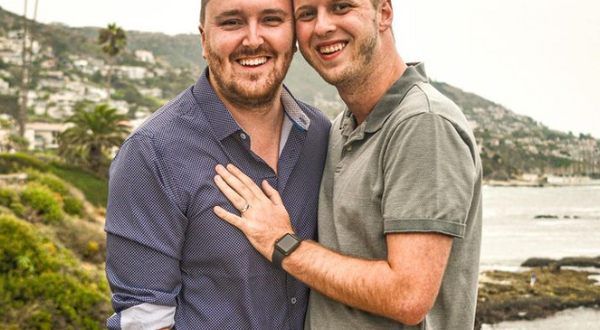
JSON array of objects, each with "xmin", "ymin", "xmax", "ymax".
[
  {"xmin": 314, "ymin": 12, "xmax": 336, "ymax": 37},
  {"xmin": 242, "ymin": 23, "xmax": 265, "ymax": 49}
]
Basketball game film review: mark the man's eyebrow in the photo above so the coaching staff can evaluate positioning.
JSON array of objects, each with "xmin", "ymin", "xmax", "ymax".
[
  {"xmin": 214, "ymin": 9, "xmax": 242, "ymax": 21},
  {"xmin": 262, "ymin": 8, "xmax": 289, "ymax": 17},
  {"xmin": 294, "ymin": 5, "xmax": 312, "ymax": 14}
]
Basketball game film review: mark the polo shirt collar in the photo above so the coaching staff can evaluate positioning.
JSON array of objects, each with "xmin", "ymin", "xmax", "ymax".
[
  {"xmin": 192, "ymin": 69, "xmax": 310, "ymax": 142},
  {"xmin": 339, "ymin": 62, "xmax": 429, "ymax": 134}
]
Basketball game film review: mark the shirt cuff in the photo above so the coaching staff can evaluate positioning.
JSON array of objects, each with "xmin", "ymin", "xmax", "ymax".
[
  {"xmin": 117, "ymin": 303, "xmax": 176, "ymax": 330},
  {"xmin": 384, "ymin": 218, "xmax": 466, "ymax": 238}
]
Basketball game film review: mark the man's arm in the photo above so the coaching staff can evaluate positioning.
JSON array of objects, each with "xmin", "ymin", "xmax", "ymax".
[
  {"xmin": 213, "ymin": 113, "xmax": 476, "ymax": 325},
  {"xmin": 213, "ymin": 164, "xmax": 453, "ymax": 325},
  {"xmin": 106, "ymin": 135, "xmax": 188, "ymax": 330},
  {"xmin": 284, "ymin": 233, "xmax": 452, "ymax": 325}
]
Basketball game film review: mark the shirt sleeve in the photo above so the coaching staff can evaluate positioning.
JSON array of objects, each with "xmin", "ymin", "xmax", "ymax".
[
  {"xmin": 382, "ymin": 112, "xmax": 477, "ymax": 238},
  {"xmin": 105, "ymin": 134, "xmax": 188, "ymax": 330}
]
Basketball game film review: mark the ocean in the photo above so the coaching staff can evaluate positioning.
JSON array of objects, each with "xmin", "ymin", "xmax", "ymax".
[{"xmin": 481, "ymin": 185, "xmax": 600, "ymax": 329}]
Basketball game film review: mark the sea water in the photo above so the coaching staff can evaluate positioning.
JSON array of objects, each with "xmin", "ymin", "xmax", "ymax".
[{"xmin": 480, "ymin": 185, "xmax": 600, "ymax": 329}]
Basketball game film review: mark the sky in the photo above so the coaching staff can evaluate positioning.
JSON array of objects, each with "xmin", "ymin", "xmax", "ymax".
[{"xmin": 1, "ymin": 0, "xmax": 599, "ymax": 137}]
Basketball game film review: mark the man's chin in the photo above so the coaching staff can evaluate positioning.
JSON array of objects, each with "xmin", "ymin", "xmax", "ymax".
[{"xmin": 227, "ymin": 84, "xmax": 281, "ymax": 107}]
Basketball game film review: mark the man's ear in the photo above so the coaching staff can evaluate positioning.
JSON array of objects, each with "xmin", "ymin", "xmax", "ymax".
[
  {"xmin": 378, "ymin": 0, "xmax": 393, "ymax": 32},
  {"xmin": 199, "ymin": 24, "xmax": 207, "ymax": 58}
]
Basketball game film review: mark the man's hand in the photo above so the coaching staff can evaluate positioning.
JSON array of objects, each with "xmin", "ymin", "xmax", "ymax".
[{"xmin": 213, "ymin": 164, "xmax": 294, "ymax": 261}]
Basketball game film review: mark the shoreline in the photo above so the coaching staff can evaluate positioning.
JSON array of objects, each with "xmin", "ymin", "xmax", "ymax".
[
  {"xmin": 476, "ymin": 256, "xmax": 600, "ymax": 329},
  {"xmin": 484, "ymin": 179, "xmax": 600, "ymax": 187}
]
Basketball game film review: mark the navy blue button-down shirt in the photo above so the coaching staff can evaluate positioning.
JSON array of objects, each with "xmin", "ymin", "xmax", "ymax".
[{"xmin": 105, "ymin": 70, "xmax": 330, "ymax": 330}]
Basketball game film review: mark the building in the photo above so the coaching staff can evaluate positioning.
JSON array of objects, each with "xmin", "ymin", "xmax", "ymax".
[
  {"xmin": 117, "ymin": 66, "xmax": 149, "ymax": 80},
  {"xmin": 135, "ymin": 50, "xmax": 155, "ymax": 64},
  {"xmin": 24, "ymin": 122, "xmax": 71, "ymax": 151}
]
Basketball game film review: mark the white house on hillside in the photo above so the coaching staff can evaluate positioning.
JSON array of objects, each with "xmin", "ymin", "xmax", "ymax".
[
  {"xmin": 24, "ymin": 122, "xmax": 71, "ymax": 151},
  {"xmin": 135, "ymin": 50, "xmax": 155, "ymax": 64}
]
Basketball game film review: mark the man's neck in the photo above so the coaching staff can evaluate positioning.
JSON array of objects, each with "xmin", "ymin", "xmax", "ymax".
[
  {"xmin": 337, "ymin": 46, "xmax": 407, "ymax": 126},
  {"xmin": 218, "ymin": 87, "xmax": 285, "ymax": 174}
]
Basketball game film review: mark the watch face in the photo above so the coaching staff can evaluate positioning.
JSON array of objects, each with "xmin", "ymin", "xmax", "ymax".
[{"xmin": 277, "ymin": 234, "xmax": 300, "ymax": 254}]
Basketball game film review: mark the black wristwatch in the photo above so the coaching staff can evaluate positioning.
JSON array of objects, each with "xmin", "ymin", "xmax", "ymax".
[{"xmin": 272, "ymin": 233, "xmax": 302, "ymax": 268}]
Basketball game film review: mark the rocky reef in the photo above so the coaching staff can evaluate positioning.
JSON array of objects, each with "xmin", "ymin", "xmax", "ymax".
[{"xmin": 475, "ymin": 256, "xmax": 600, "ymax": 329}]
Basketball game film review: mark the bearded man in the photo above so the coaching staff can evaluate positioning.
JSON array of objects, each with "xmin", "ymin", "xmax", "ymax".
[
  {"xmin": 104, "ymin": 0, "xmax": 330, "ymax": 329},
  {"xmin": 212, "ymin": 0, "xmax": 483, "ymax": 329}
]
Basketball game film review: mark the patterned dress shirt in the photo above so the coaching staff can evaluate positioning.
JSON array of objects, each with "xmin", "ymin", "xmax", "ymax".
[{"xmin": 105, "ymin": 70, "xmax": 331, "ymax": 330}]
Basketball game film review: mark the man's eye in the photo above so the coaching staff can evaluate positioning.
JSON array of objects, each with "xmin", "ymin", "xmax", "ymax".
[
  {"xmin": 222, "ymin": 20, "xmax": 242, "ymax": 27},
  {"xmin": 264, "ymin": 16, "xmax": 283, "ymax": 25},
  {"xmin": 297, "ymin": 10, "xmax": 316, "ymax": 21},
  {"xmin": 332, "ymin": 3, "xmax": 351, "ymax": 12}
]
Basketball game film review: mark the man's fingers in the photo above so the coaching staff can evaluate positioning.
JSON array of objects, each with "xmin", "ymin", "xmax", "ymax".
[
  {"xmin": 214, "ymin": 174, "xmax": 248, "ymax": 212},
  {"xmin": 262, "ymin": 180, "xmax": 283, "ymax": 205},
  {"xmin": 216, "ymin": 164, "xmax": 256, "ymax": 201},
  {"xmin": 226, "ymin": 164, "xmax": 268, "ymax": 201},
  {"xmin": 214, "ymin": 206, "xmax": 245, "ymax": 229}
]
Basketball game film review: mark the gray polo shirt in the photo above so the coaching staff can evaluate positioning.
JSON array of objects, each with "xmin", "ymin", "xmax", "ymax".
[{"xmin": 305, "ymin": 63, "xmax": 482, "ymax": 330}]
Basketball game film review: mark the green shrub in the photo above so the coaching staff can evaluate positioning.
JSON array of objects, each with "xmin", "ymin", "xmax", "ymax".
[
  {"xmin": 63, "ymin": 196, "xmax": 85, "ymax": 216},
  {"xmin": 26, "ymin": 170, "xmax": 90, "ymax": 218},
  {"xmin": 55, "ymin": 219, "xmax": 106, "ymax": 264},
  {"xmin": 0, "ymin": 189, "xmax": 24, "ymax": 217},
  {"xmin": 0, "ymin": 215, "xmax": 111, "ymax": 329},
  {"xmin": 0, "ymin": 215, "xmax": 61, "ymax": 275},
  {"xmin": 26, "ymin": 170, "xmax": 71, "ymax": 196},
  {"xmin": 0, "ymin": 153, "xmax": 47, "ymax": 174},
  {"xmin": 20, "ymin": 185, "xmax": 64, "ymax": 224}
]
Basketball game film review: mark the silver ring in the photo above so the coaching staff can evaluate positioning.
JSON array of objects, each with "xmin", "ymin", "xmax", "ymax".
[{"xmin": 240, "ymin": 203, "xmax": 251, "ymax": 213}]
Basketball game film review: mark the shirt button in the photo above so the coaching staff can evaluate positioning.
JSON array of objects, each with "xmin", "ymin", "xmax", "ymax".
[
  {"xmin": 240, "ymin": 133, "xmax": 247, "ymax": 140},
  {"xmin": 290, "ymin": 297, "xmax": 297, "ymax": 305}
]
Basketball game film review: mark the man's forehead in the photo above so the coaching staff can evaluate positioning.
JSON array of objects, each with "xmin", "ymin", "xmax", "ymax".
[
  {"xmin": 293, "ymin": 0, "xmax": 337, "ymax": 7},
  {"xmin": 293, "ymin": 0, "xmax": 375, "ymax": 8},
  {"xmin": 206, "ymin": 0, "xmax": 292, "ymax": 16}
]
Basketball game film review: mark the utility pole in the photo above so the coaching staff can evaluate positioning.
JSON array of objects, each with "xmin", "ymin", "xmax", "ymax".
[
  {"xmin": 18, "ymin": 0, "xmax": 29, "ymax": 138},
  {"xmin": 17, "ymin": 0, "xmax": 39, "ymax": 138}
]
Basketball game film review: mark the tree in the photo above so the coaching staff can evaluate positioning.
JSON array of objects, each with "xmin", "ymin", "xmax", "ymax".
[
  {"xmin": 98, "ymin": 23, "xmax": 127, "ymax": 100},
  {"xmin": 59, "ymin": 104, "xmax": 130, "ymax": 173}
]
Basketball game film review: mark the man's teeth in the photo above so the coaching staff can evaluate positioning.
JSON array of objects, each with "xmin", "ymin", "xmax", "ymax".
[
  {"xmin": 239, "ymin": 57, "xmax": 268, "ymax": 66},
  {"xmin": 320, "ymin": 43, "xmax": 346, "ymax": 54}
]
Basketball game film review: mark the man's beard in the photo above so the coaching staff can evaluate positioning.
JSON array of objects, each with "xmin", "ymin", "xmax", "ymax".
[
  {"xmin": 205, "ymin": 43, "xmax": 294, "ymax": 110},
  {"xmin": 304, "ymin": 23, "xmax": 378, "ymax": 90}
]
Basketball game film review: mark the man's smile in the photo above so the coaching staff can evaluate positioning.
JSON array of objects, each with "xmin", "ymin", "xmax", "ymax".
[
  {"xmin": 237, "ymin": 56, "xmax": 270, "ymax": 67},
  {"xmin": 318, "ymin": 41, "xmax": 347, "ymax": 55}
]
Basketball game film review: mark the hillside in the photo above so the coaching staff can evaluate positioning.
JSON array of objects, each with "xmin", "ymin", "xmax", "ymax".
[
  {"xmin": 0, "ymin": 154, "xmax": 111, "ymax": 329},
  {"xmin": 0, "ymin": 6, "xmax": 598, "ymax": 180}
]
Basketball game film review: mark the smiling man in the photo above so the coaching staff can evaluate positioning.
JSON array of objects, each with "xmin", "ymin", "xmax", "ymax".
[
  {"xmin": 104, "ymin": 0, "xmax": 331, "ymax": 329},
  {"xmin": 213, "ymin": 0, "xmax": 483, "ymax": 329}
]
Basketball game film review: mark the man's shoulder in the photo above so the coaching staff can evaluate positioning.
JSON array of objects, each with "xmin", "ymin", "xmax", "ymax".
[
  {"xmin": 392, "ymin": 82, "xmax": 471, "ymax": 134},
  {"xmin": 128, "ymin": 86, "xmax": 205, "ymax": 142},
  {"xmin": 395, "ymin": 83, "xmax": 457, "ymax": 117}
]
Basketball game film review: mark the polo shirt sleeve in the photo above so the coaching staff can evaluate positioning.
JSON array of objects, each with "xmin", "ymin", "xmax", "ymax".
[
  {"xmin": 382, "ymin": 112, "xmax": 477, "ymax": 238},
  {"xmin": 105, "ymin": 134, "xmax": 188, "ymax": 330}
]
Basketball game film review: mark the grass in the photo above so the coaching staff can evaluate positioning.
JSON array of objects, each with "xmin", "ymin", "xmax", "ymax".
[{"xmin": 49, "ymin": 163, "xmax": 108, "ymax": 207}]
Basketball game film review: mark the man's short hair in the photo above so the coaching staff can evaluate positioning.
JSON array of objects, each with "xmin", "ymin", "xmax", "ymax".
[
  {"xmin": 200, "ymin": 0, "xmax": 210, "ymax": 26},
  {"xmin": 199, "ymin": 0, "xmax": 381, "ymax": 25}
]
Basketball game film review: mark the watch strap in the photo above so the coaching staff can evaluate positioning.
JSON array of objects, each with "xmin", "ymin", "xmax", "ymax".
[{"xmin": 272, "ymin": 246, "xmax": 286, "ymax": 268}]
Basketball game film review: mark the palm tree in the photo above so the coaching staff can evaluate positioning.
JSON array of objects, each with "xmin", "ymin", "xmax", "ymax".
[
  {"xmin": 98, "ymin": 23, "xmax": 127, "ymax": 100},
  {"xmin": 59, "ymin": 104, "xmax": 130, "ymax": 173}
]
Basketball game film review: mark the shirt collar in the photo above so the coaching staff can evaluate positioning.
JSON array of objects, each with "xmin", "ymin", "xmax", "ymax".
[
  {"xmin": 339, "ymin": 62, "xmax": 429, "ymax": 134},
  {"xmin": 192, "ymin": 69, "xmax": 310, "ymax": 142}
]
